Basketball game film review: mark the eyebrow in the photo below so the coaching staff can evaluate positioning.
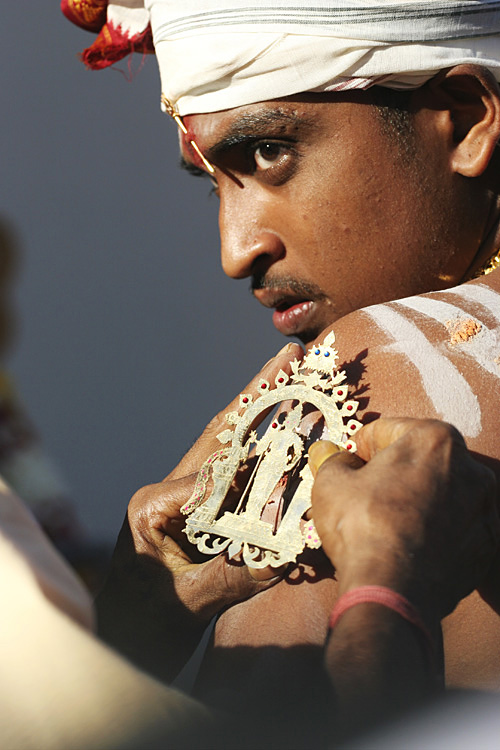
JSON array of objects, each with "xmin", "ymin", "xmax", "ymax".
[
  {"xmin": 206, "ymin": 109, "xmax": 316, "ymax": 161},
  {"xmin": 180, "ymin": 107, "xmax": 317, "ymax": 174}
]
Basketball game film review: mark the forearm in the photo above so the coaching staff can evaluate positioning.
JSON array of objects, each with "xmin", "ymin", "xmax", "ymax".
[
  {"xmin": 326, "ymin": 599, "xmax": 441, "ymax": 740},
  {"xmin": 96, "ymin": 566, "xmax": 205, "ymax": 684}
]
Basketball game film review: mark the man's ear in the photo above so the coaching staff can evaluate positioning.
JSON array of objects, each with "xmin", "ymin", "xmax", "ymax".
[{"xmin": 428, "ymin": 64, "xmax": 500, "ymax": 177}]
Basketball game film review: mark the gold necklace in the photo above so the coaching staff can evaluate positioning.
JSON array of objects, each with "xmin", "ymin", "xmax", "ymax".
[{"xmin": 472, "ymin": 250, "xmax": 500, "ymax": 278}]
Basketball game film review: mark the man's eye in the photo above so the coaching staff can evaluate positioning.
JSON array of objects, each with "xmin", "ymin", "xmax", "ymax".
[{"xmin": 253, "ymin": 142, "xmax": 286, "ymax": 171}]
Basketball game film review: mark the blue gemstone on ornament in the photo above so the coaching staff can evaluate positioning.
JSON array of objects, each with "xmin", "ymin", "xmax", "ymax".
[
  {"xmin": 314, "ymin": 348, "xmax": 320, "ymax": 355},
  {"xmin": 324, "ymin": 351, "xmax": 330, "ymax": 357}
]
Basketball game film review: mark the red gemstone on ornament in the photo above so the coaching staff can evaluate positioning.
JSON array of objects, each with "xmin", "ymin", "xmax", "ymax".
[
  {"xmin": 242, "ymin": 397, "xmax": 249, "ymax": 403},
  {"xmin": 272, "ymin": 422, "xmax": 278, "ymax": 428},
  {"xmin": 261, "ymin": 383, "xmax": 267, "ymax": 389},
  {"xmin": 278, "ymin": 377, "xmax": 284, "ymax": 383},
  {"xmin": 347, "ymin": 405, "xmax": 353, "ymax": 411},
  {"xmin": 337, "ymin": 390, "xmax": 343, "ymax": 396},
  {"xmin": 346, "ymin": 443, "xmax": 352, "ymax": 450}
]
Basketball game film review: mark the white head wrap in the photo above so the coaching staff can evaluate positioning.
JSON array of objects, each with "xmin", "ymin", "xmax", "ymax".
[{"xmin": 142, "ymin": 0, "xmax": 500, "ymax": 114}]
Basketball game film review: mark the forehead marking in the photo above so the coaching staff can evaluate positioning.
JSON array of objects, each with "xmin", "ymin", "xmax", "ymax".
[
  {"xmin": 396, "ymin": 296, "xmax": 500, "ymax": 381},
  {"xmin": 363, "ymin": 304, "xmax": 481, "ymax": 438}
]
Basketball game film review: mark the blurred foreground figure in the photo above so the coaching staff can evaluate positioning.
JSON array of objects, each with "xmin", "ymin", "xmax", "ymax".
[
  {"xmin": 0, "ymin": 219, "xmax": 109, "ymax": 590},
  {"xmin": 0, "ymin": 220, "xmax": 78, "ymax": 547}
]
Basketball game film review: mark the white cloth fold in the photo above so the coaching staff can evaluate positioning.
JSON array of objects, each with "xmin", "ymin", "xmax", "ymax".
[{"xmin": 140, "ymin": 0, "xmax": 500, "ymax": 114}]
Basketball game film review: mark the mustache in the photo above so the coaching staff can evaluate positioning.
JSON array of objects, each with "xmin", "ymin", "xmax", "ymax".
[{"xmin": 251, "ymin": 273, "xmax": 325, "ymax": 300}]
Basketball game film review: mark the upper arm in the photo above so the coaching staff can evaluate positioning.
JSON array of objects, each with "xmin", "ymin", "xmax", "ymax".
[{"xmin": 328, "ymin": 280, "xmax": 500, "ymax": 463}]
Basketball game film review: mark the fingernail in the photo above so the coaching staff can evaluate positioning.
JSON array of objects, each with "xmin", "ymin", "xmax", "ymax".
[
  {"xmin": 278, "ymin": 342, "xmax": 297, "ymax": 355},
  {"xmin": 308, "ymin": 440, "xmax": 342, "ymax": 477},
  {"xmin": 263, "ymin": 343, "xmax": 299, "ymax": 368}
]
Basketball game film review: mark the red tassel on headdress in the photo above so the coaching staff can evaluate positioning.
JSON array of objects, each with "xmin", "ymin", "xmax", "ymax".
[
  {"xmin": 61, "ymin": 0, "xmax": 154, "ymax": 71},
  {"xmin": 81, "ymin": 22, "xmax": 153, "ymax": 69},
  {"xmin": 61, "ymin": 0, "xmax": 108, "ymax": 33}
]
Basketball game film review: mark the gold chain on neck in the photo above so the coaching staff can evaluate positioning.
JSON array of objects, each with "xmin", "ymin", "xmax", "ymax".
[{"xmin": 471, "ymin": 250, "xmax": 500, "ymax": 278}]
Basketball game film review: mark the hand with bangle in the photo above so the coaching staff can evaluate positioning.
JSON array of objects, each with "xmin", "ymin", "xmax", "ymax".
[{"xmin": 308, "ymin": 418, "xmax": 499, "ymax": 738}]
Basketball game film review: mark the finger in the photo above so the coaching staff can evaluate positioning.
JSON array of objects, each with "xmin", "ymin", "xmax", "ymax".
[
  {"xmin": 182, "ymin": 553, "xmax": 284, "ymax": 621},
  {"xmin": 354, "ymin": 418, "xmax": 417, "ymax": 462},
  {"xmin": 309, "ymin": 448, "xmax": 363, "ymax": 528},
  {"xmin": 247, "ymin": 563, "xmax": 289, "ymax": 581},
  {"xmin": 166, "ymin": 342, "xmax": 303, "ymax": 481},
  {"xmin": 354, "ymin": 417, "xmax": 464, "ymax": 463},
  {"xmin": 129, "ymin": 476, "xmax": 201, "ymax": 542}
]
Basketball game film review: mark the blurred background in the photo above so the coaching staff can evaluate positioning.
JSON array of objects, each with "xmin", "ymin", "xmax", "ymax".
[{"xmin": 2, "ymin": 3, "xmax": 283, "ymax": 551}]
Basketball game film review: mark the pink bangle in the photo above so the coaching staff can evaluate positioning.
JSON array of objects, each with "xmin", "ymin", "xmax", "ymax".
[{"xmin": 329, "ymin": 585, "xmax": 435, "ymax": 668}]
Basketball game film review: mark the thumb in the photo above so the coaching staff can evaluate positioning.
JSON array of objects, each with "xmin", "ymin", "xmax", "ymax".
[
  {"xmin": 308, "ymin": 440, "xmax": 363, "ymax": 477},
  {"xmin": 188, "ymin": 553, "xmax": 283, "ymax": 620},
  {"xmin": 308, "ymin": 441, "xmax": 363, "ymax": 527}
]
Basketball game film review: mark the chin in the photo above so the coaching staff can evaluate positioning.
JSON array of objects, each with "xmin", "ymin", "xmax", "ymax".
[{"xmin": 298, "ymin": 328, "xmax": 325, "ymax": 348}]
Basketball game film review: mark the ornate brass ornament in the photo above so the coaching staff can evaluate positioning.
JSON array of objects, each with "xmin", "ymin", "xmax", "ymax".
[{"xmin": 181, "ymin": 332, "xmax": 362, "ymax": 568}]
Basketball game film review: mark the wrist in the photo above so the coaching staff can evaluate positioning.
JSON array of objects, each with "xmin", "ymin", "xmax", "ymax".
[
  {"xmin": 338, "ymin": 551, "xmax": 439, "ymax": 618},
  {"xmin": 328, "ymin": 585, "xmax": 444, "ymax": 694},
  {"xmin": 337, "ymin": 559, "xmax": 441, "ymax": 650}
]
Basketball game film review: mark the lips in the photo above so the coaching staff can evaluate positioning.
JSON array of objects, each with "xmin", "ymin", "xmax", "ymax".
[
  {"xmin": 253, "ymin": 288, "xmax": 318, "ymax": 337},
  {"xmin": 272, "ymin": 301, "xmax": 315, "ymax": 336}
]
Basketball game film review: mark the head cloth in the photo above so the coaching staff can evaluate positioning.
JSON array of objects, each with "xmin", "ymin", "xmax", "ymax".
[{"xmin": 63, "ymin": 1, "xmax": 500, "ymax": 115}]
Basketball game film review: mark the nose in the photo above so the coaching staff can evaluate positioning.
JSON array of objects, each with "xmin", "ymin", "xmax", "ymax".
[{"xmin": 219, "ymin": 193, "xmax": 285, "ymax": 279}]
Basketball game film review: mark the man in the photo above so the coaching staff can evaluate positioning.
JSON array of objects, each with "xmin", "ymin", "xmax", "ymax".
[{"xmin": 63, "ymin": 0, "xmax": 500, "ymax": 744}]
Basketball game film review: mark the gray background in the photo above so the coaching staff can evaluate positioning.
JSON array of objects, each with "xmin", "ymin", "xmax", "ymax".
[{"xmin": 2, "ymin": 3, "xmax": 283, "ymax": 541}]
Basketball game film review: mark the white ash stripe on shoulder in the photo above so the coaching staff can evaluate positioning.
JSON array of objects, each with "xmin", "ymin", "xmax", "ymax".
[
  {"xmin": 450, "ymin": 283, "xmax": 500, "ymax": 325},
  {"xmin": 395, "ymin": 295, "xmax": 500, "ymax": 380},
  {"xmin": 362, "ymin": 304, "xmax": 481, "ymax": 438}
]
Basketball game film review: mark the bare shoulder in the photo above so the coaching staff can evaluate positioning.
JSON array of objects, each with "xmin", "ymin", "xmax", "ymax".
[
  {"xmin": 326, "ymin": 272, "xmax": 500, "ymax": 689},
  {"xmin": 327, "ymin": 271, "xmax": 500, "ymax": 461}
]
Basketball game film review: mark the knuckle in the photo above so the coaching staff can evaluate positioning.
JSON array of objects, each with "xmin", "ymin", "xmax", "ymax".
[
  {"xmin": 200, "ymin": 411, "xmax": 227, "ymax": 442},
  {"xmin": 128, "ymin": 483, "xmax": 162, "ymax": 518},
  {"xmin": 419, "ymin": 419, "xmax": 460, "ymax": 444},
  {"xmin": 410, "ymin": 420, "xmax": 465, "ymax": 462}
]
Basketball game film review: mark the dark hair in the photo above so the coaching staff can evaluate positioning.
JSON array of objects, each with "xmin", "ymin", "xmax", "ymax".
[{"xmin": 371, "ymin": 86, "xmax": 416, "ymax": 159}]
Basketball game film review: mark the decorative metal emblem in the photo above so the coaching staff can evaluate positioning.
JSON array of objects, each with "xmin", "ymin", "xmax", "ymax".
[{"xmin": 181, "ymin": 332, "xmax": 361, "ymax": 568}]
